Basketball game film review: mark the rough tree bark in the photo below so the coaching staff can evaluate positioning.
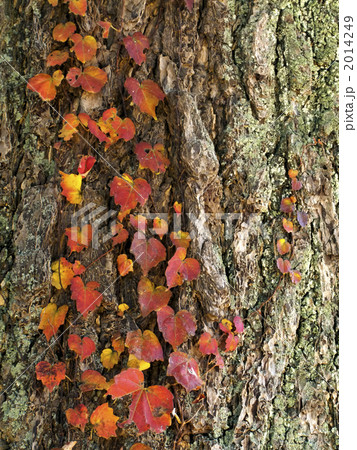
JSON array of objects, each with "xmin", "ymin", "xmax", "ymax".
[{"xmin": 0, "ymin": 0, "xmax": 338, "ymax": 449}]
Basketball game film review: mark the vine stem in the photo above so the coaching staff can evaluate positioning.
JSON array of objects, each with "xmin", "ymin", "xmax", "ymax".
[{"xmin": 85, "ymin": 246, "xmax": 115, "ymax": 271}]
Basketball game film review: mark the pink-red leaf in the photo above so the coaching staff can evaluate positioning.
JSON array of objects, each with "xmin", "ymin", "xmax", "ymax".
[
  {"xmin": 277, "ymin": 258, "xmax": 291, "ymax": 274},
  {"xmin": 110, "ymin": 174, "xmax": 151, "ymax": 217},
  {"xmin": 66, "ymin": 66, "xmax": 107, "ymax": 93},
  {"xmin": 70, "ymin": 277, "xmax": 102, "ymax": 317},
  {"xmin": 157, "ymin": 306, "xmax": 196, "ymax": 349},
  {"xmin": 165, "ymin": 247, "xmax": 200, "ymax": 288},
  {"xmin": 130, "ymin": 232, "xmax": 166, "ymax": 276},
  {"xmin": 68, "ymin": 334, "xmax": 96, "ymax": 361},
  {"xmin": 125, "ymin": 329, "xmax": 163, "ymax": 362},
  {"xmin": 124, "ymin": 78, "xmax": 165, "ymax": 120},
  {"xmin": 167, "ymin": 352, "xmax": 202, "ymax": 392},
  {"xmin": 137, "ymin": 277, "xmax": 172, "ymax": 317},
  {"xmin": 289, "ymin": 269, "xmax": 302, "ymax": 284},
  {"xmin": 77, "ymin": 155, "xmax": 96, "ymax": 178},
  {"xmin": 276, "ymin": 238, "xmax": 291, "ymax": 256},
  {"xmin": 134, "ymin": 142, "xmax": 170, "ymax": 173}
]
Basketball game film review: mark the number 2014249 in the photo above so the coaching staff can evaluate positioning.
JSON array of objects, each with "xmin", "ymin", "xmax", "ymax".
[{"xmin": 344, "ymin": 16, "xmax": 354, "ymax": 70}]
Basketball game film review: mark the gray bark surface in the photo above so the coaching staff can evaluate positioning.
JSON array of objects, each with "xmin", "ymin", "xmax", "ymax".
[{"xmin": 0, "ymin": 0, "xmax": 338, "ymax": 449}]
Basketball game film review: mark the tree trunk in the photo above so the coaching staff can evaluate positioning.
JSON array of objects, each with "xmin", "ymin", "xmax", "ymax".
[{"xmin": 0, "ymin": 0, "xmax": 338, "ymax": 449}]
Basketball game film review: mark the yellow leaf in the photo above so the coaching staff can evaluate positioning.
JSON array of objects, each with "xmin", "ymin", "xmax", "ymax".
[
  {"xmin": 101, "ymin": 348, "xmax": 119, "ymax": 369},
  {"xmin": 127, "ymin": 354, "xmax": 150, "ymax": 371}
]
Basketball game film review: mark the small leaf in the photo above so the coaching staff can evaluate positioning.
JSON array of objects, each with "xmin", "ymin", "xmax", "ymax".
[
  {"xmin": 66, "ymin": 66, "xmax": 108, "ymax": 93},
  {"xmin": 288, "ymin": 169, "xmax": 299, "ymax": 179},
  {"xmin": 276, "ymin": 258, "xmax": 291, "ymax": 274},
  {"xmin": 123, "ymin": 32, "xmax": 150, "ymax": 65},
  {"xmin": 291, "ymin": 178, "xmax": 303, "ymax": 191},
  {"xmin": 58, "ymin": 113, "xmax": 80, "ymax": 141},
  {"xmin": 289, "ymin": 269, "xmax": 302, "ymax": 284},
  {"xmin": 153, "ymin": 217, "xmax": 168, "ymax": 240},
  {"xmin": 51, "ymin": 257, "xmax": 85, "ymax": 290},
  {"xmin": 130, "ymin": 214, "xmax": 148, "ymax": 232},
  {"xmin": 130, "ymin": 444, "xmax": 152, "ymax": 450},
  {"xmin": 125, "ymin": 329, "xmax": 163, "ymax": 363},
  {"xmin": 111, "ymin": 222, "xmax": 129, "ymax": 247},
  {"xmin": 170, "ymin": 230, "xmax": 191, "ymax": 249},
  {"xmin": 48, "ymin": 0, "xmax": 58, "ymax": 6},
  {"xmin": 137, "ymin": 277, "xmax": 172, "ymax": 317},
  {"xmin": 276, "ymin": 238, "xmax": 291, "ymax": 256},
  {"xmin": 77, "ymin": 155, "xmax": 96, "ymax": 178},
  {"xmin": 27, "ymin": 71, "xmax": 63, "ymax": 101},
  {"xmin": 117, "ymin": 254, "xmax": 134, "ymax": 276},
  {"xmin": 157, "ymin": 306, "xmax": 196, "ymax": 349},
  {"xmin": 98, "ymin": 21, "xmax": 112, "ymax": 39},
  {"xmin": 111, "ymin": 335, "xmax": 125, "ymax": 355},
  {"xmin": 87, "ymin": 118, "xmax": 110, "ymax": 143},
  {"xmin": 80, "ymin": 370, "xmax": 110, "ymax": 392},
  {"xmin": 90, "ymin": 403, "xmax": 119, "ymax": 439},
  {"xmin": 185, "ymin": 0, "xmax": 194, "ymax": 11},
  {"xmin": 46, "ymin": 50, "xmax": 69, "ymax": 67},
  {"xmin": 297, "ymin": 211, "xmax": 308, "ymax": 227},
  {"xmin": 165, "ymin": 247, "xmax": 200, "ymax": 288},
  {"xmin": 38, "ymin": 303, "xmax": 68, "ymax": 341},
  {"xmin": 134, "ymin": 142, "xmax": 170, "ymax": 174},
  {"xmin": 101, "ymin": 348, "xmax": 119, "ymax": 369},
  {"xmin": 198, "ymin": 332, "xmax": 224, "ymax": 368},
  {"xmin": 70, "ymin": 34, "xmax": 97, "ymax": 63},
  {"xmin": 130, "ymin": 232, "xmax": 166, "ymax": 276},
  {"xmin": 68, "ymin": 334, "xmax": 96, "ymax": 361},
  {"xmin": 65, "ymin": 225, "xmax": 92, "ymax": 253},
  {"xmin": 36, "ymin": 361, "xmax": 66, "ymax": 392},
  {"xmin": 282, "ymin": 218, "xmax": 293, "ymax": 233},
  {"xmin": 118, "ymin": 303, "xmax": 129, "ymax": 317},
  {"xmin": 124, "ymin": 78, "xmax": 165, "ymax": 120},
  {"xmin": 173, "ymin": 201, "xmax": 182, "ymax": 215},
  {"xmin": 223, "ymin": 332, "xmax": 239, "ymax": 352},
  {"xmin": 110, "ymin": 174, "xmax": 151, "ymax": 218},
  {"xmin": 167, "ymin": 352, "xmax": 203, "ymax": 392},
  {"xmin": 70, "ymin": 277, "xmax": 102, "ymax": 318},
  {"xmin": 64, "ymin": 0, "xmax": 87, "ymax": 16},
  {"xmin": 65, "ymin": 404, "xmax": 89, "ymax": 432},
  {"xmin": 59, "ymin": 171, "xmax": 82, "ymax": 204},
  {"xmin": 233, "ymin": 316, "xmax": 244, "ymax": 334},
  {"xmin": 127, "ymin": 354, "xmax": 150, "ymax": 371},
  {"xmin": 53, "ymin": 22, "xmax": 76, "ymax": 42},
  {"xmin": 280, "ymin": 197, "xmax": 296, "ymax": 213}
]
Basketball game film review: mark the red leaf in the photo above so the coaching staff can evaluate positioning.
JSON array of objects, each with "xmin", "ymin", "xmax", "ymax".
[
  {"xmin": 68, "ymin": 334, "xmax": 96, "ymax": 361},
  {"xmin": 46, "ymin": 50, "xmax": 69, "ymax": 67},
  {"xmin": 185, "ymin": 0, "xmax": 194, "ymax": 11},
  {"xmin": 65, "ymin": 404, "xmax": 89, "ymax": 432},
  {"xmin": 87, "ymin": 118, "xmax": 110, "ymax": 143},
  {"xmin": 130, "ymin": 232, "xmax": 166, "ymax": 276},
  {"xmin": 137, "ymin": 277, "xmax": 172, "ymax": 317},
  {"xmin": 289, "ymin": 269, "xmax": 302, "ymax": 284},
  {"xmin": 27, "ymin": 71, "xmax": 63, "ymax": 101},
  {"xmin": 123, "ymin": 32, "xmax": 150, "ymax": 65},
  {"xmin": 98, "ymin": 21, "xmax": 112, "ymax": 39},
  {"xmin": 97, "ymin": 110, "xmax": 136, "ymax": 147},
  {"xmin": 90, "ymin": 403, "xmax": 119, "ymax": 439},
  {"xmin": 106, "ymin": 368, "xmax": 174, "ymax": 434},
  {"xmin": 66, "ymin": 66, "xmax": 108, "ymax": 93},
  {"xmin": 276, "ymin": 238, "xmax": 291, "ymax": 256},
  {"xmin": 167, "ymin": 352, "xmax": 203, "ymax": 392},
  {"xmin": 64, "ymin": 0, "xmax": 87, "ymax": 16},
  {"xmin": 198, "ymin": 332, "xmax": 224, "ymax": 368},
  {"xmin": 153, "ymin": 217, "xmax": 168, "ymax": 240},
  {"xmin": 80, "ymin": 370, "xmax": 110, "ymax": 392},
  {"xmin": 173, "ymin": 201, "xmax": 182, "ymax": 215},
  {"xmin": 70, "ymin": 34, "xmax": 97, "ymax": 63},
  {"xmin": 124, "ymin": 78, "xmax": 165, "ymax": 120},
  {"xmin": 38, "ymin": 303, "xmax": 68, "ymax": 341},
  {"xmin": 282, "ymin": 218, "xmax": 293, "ymax": 233},
  {"xmin": 36, "ymin": 361, "xmax": 66, "ymax": 392},
  {"xmin": 77, "ymin": 155, "xmax": 96, "ymax": 178},
  {"xmin": 70, "ymin": 277, "xmax": 103, "ymax": 317},
  {"xmin": 165, "ymin": 247, "xmax": 200, "ymax": 288},
  {"xmin": 291, "ymin": 178, "xmax": 303, "ymax": 191},
  {"xmin": 125, "ymin": 329, "xmax": 163, "ymax": 362},
  {"xmin": 117, "ymin": 254, "xmax": 134, "ymax": 276},
  {"xmin": 157, "ymin": 306, "xmax": 196, "ymax": 349},
  {"xmin": 233, "ymin": 316, "xmax": 244, "ymax": 334},
  {"xmin": 111, "ymin": 222, "xmax": 129, "ymax": 246},
  {"xmin": 223, "ymin": 332, "xmax": 239, "ymax": 352},
  {"xmin": 134, "ymin": 142, "xmax": 170, "ymax": 173},
  {"xmin": 110, "ymin": 174, "xmax": 151, "ymax": 217},
  {"xmin": 53, "ymin": 22, "xmax": 76, "ymax": 42},
  {"xmin": 276, "ymin": 258, "xmax": 291, "ymax": 274},
  {"xmin": 65, "ymin": 224, "xmax": 92, "ymax": 253},
  {"xmin": 280, "ymin": 197, "xmax": 296, "ymax": 214}
]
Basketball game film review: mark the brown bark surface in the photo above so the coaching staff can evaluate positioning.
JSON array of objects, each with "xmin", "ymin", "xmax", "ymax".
[{"xmin": 0, "ymin": 0, "xmax": 338, "ymax": 449}]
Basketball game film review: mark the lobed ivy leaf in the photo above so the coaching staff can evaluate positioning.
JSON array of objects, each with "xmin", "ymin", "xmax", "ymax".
[
  {"xmin": 53, "ymin": 22, "xmax": 76, "ymax": 42},
  {"xmin": 90, "ymin": 403, "xmax": 119, "ymax": 439},
  {"xmin": 170, "ymin": 230, "xmax": 191, "ymax": 249},
  {"xmin": 27, "ymin": 70, "xmax": 63, "ymax": 101},
  {"xmin": 134, "ymin": 142, "xmax": 170, "ymax": 173},
  {"xmin": 36, "ymin": 361, "xmax": 66, "ymax": 392},
  {"xmin": 124, "ymin": 78, "xmax": 165, "ymax": 120},
  {"xmin": 77, "ymin": 155, "xmax": 96, "ymax": 178},
  {"xmin": 165, "ymin": 247, "xmax": 200, "ymax": 288},
  {"xmin": 80, "ymin": 370, "xmax": 111, "ymax": 392},
  {"xmin": 64, "ymin": 0, "xmax": 87, "ymax": 16},
  {"xmin": 59, "ymin": 171, "xmax": 82, "ymax": 204},
  {"xmin": 38, "ymin": 303, "xmax": 68, "ymax": 342},
  {"xmin": 101, "ymin": 348, "xmax": 119, "ymax": 370},
  {"xmin": 58, "ymin": 113, "xmax": 80, "ymax": 141},
  {"xmin": 280, "ymin": 196, "xmax": 296, "ymax": 214},
  {"xmin": 157, "ymin": 306, "xmax": 196, "ymax": 349},
  {"xmin": 167, "ymin": 351, "xmax": 203, "ymax": 392},
  {"xmin": 153, "ymin": 217, "xmax": 168, "ymax": 240},
  {"xmin": 65, "ymin": 404, "xmax": 88, "ymax": 432},
  {"xmin": 46, "ymin": 50, "xmax": 69, "ymax": 67},
  {"xmin": 117, "ymin": 254, "xmax": 134, "ymax": 276},
  {"xmin": 66, "ymin": 66, "xmax": 108, "ymax": 93},
  {"xmin": 98, "ymin": 21, "xmax": 112, "ymax": 39},
  {"xmin": 123, "ymin": 32, "xmax": 150, "ymax": 65},
  {"xmin": 130, "ymin": 232, "xmax": 166, "ymax": 276},
  {"xmin": 282, "ymin": 217, "xmax": 294, "ymax": 233},
  {"xmin": 68, "ymin": 334, "xmax": 96, "ymax": 362},
  {"xmin": 70, "ymin": 34, "xmax": 97, "ymax": 63},
  {"xmin": 276, "ymin": 238, "xmax": 291, "ymax": 256},
  {"xmin": 51, "ymin": 257, "xmax": 85, "ymax": 290},
  {"xmin": 125, "ymin": 329, "xmax": 163, "ymax": 363},
  {"xmin": 70, "ymin": 277, "xmax": 103, "ymax": 318},
  {"xmin": 137, "ymin": 277, "xmax": 172, "ymax": 317},
  {"xmin": 276, "ymin": 258, "xmax": 291, "ymax": 274},
  {"xmin": 65, "ymin": 224, "xmax": 92, "ymax": 253}
]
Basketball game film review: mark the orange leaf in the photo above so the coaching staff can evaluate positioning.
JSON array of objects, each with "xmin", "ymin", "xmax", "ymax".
[
  {"xmin": 130, "ymin": 232, "xmax": 166, "ymax": 276},
  {"xmin": 112, "ymin": 334, "xmax": 125, "ymax": 355},
  {"xmin": 27, "ymin": 71, "xmax": 63, "ymax": 101},
  {"xmin": 137, "ymin": 277, "xmax": 172, "ymax": 317},
  {"xmin": 38, "ymin": 303, "xmax": 68, "ymax": 341},
  {"xmin": 53, "ymin": 22, "xmax": 77, "ymax": 42},
  {"xmin": 36, "ymin": 361, "xmax": 66, "ymax": 392},
  {"xmin": 65, "ymin": 224, "xmax": 92, "ymax": 253},
  {"xmin": 117, "ymin": 254, "xmax": 133, "ymax": 276},
  {"xmin": 48, "ymin": 0, "xmax": 58, "ymax": 6},
  {"xmin": 111, "ymin": 222, "xmax": 129, "ymax": 247},
  {"xmin": 68, "ymin": 334, "xmax": 96, "ymax": 361},
  {"xmin": 165, "ymin": 247, "xmax": 200, "ymax": 288},
  {"xmin": 125, "ymin": 329, "xmax": 163, "ymax": 363},
  {"xmin": 70, "ymin": 34, "xmax": 97, "ymax": 63},
  {"xmin": 90, "ymin": 403, "xmax": 119, "ymax": 439},
  {"xmin": 80, "ymin": 370, "xmax": 110, "ymax": 392},
  {"xmin": 101, "ymin": 348, "xmax": 119, "ymax": 369},
  {"xmin": 110, "ymin": 174, "xmax": 151, "ymax": 217},
  {"xmin": 167, "ymin": 352, "xmax": 203, "ymax": 392},
  {"xmin": 277, "ymin": 238, "xmax": 291, "ymax": 255},
  {"xmin": 64, "ymin": 0, "xmax": 87, "ymax": 16},
  {"xmin": 130, "ymin": 444, "xmax": 152, "ymax": 450},
  {"xmin": 65, "ymin": 404, "xmax": 89, "ymax": 432},
  {"xmin": 124, "ymin": 78, "xmax": 165, "ymax": 120},
  {"xmin": 106, "ymin": 368, "xmax": 173, "ymax": 433},
  {"xmin": 59, "ymin": 171, "xmax": 82, "ymax": 204},
  {"xmin": 66, "ymin": 66, "xmax": 108, "ymax": 93},
  {"xmin": 58, "ymin": 113, "xmax": 80, "ymax": 141},
  {"xmin": 282, "ymin": 218, "xmax": 293, "ymax": 233},
  {"xmin": 157, "ymin": 306, "xmax": 196, "ymax": 349},
  {"xmin": 134, "ymin": 142, "xmax": 170, "ymax": 173},
  {"xmin": 288, "ymin": 169, "xmax": 299, "ymax": 179},
  {"xmin": 51, "ymin": 257, "xmax": 85, "ymax": 290},
  {"xmin": 173, "ymin": 201, "xmax": 182, "ymax": 215},
  {"xmin": 98, "ymin": 21, "xmax": 112, "ymax": 39},
  {"xmin": 77, "ymin": 155, "xmax": 96, "ymax": 178},
  {"xmin": 71, "ymin": 277, "xmax": 102, "ymax": 318},
  {"xmin": 123, "ymin": 32, "xmax": 150, "ymax": 65},
  {"xmin": 152, "ymin": 217, "xmax": 168, "ymax": 240},
  {"xmin": 87, "ymin": 118, "xmax": 110, "ymax": 143},
  {"xmin": 46, "ymin": 50, "xmax": 69, "ymax": 67},
  {"xmin": 170, "ymin": 230, "xmax": 191, "ymax": 249}
]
